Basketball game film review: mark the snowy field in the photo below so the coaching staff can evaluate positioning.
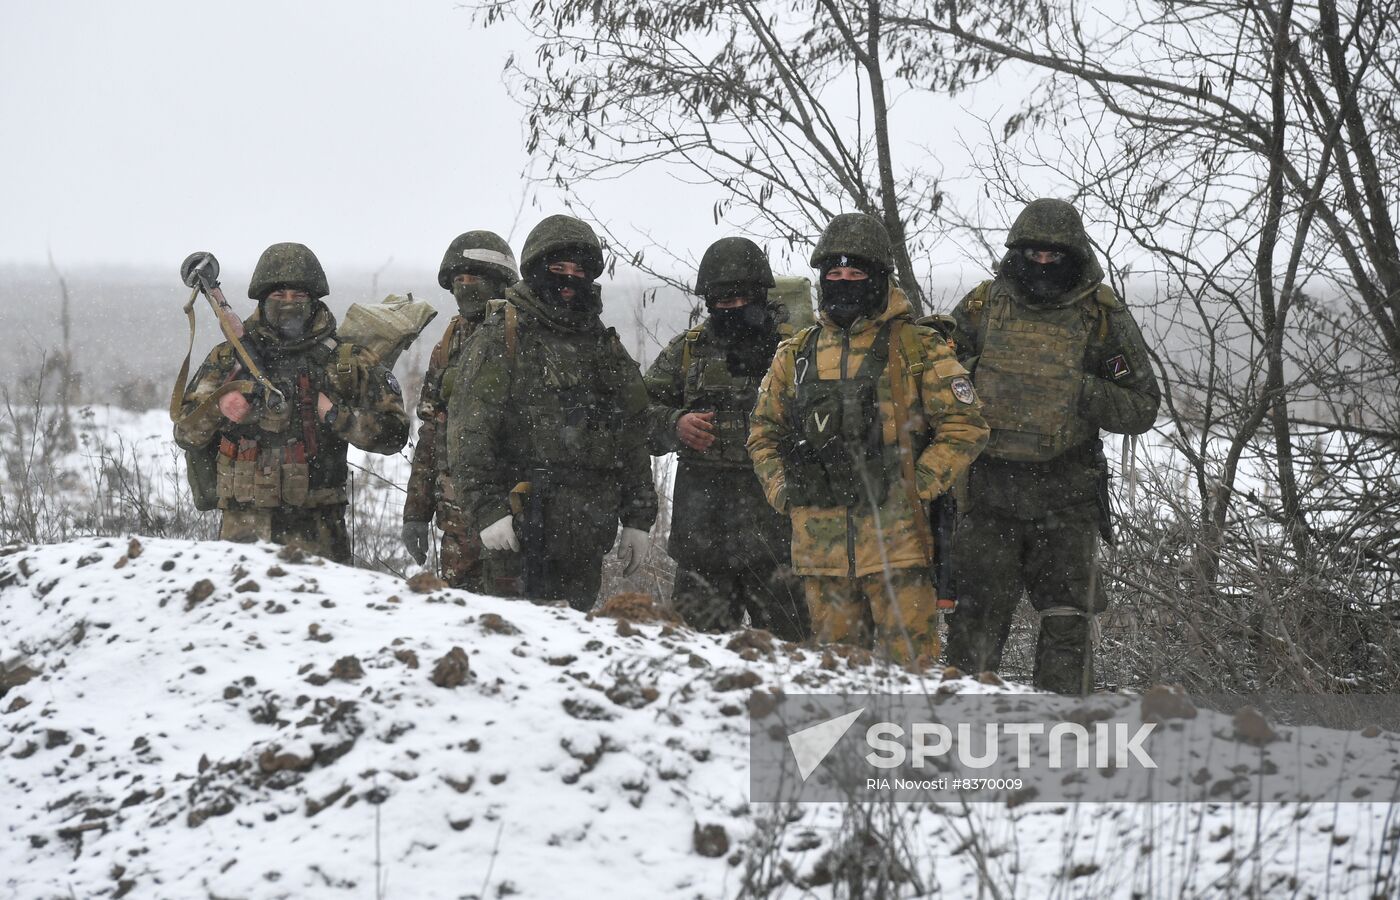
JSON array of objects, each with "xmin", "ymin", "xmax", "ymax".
[{"xmin": 2, "ymin": 539, "xmax": 1399, "ymax": 898}]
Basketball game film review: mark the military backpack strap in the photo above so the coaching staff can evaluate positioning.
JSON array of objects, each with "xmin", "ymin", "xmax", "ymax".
[
  {"xmin": 504, "ymin": 302, "xmax": 519, "ymax": 359},
  {"xmin": 429, "ymin": 317, "xmax": 461, "ymax": 371},
  {"xmin": 963, "ymin": 281, "xmax": 991, "ymax": 332},
  {"xmin": 887, "ymin": 320, "xmax": 936, "ymax": 569},
  {"xmin": 1090, "ymin": 282, "xmax": 1121, "ymax": 344},
  {"xmin": 680, "ymin": 326, "xmax": 704, "ymax": 382}
]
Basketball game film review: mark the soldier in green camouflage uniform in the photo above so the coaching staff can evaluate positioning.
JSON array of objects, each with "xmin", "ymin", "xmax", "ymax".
[
  {"xmin": 644, "ymin": 238, "xmax": 809, "ymax": 641},
  {"xmin": 402, "ymin": 232, "xmax": 519, "ymax": 587},
  {"xmin": 447, "ymin": 215, "xmax": 657, "ymax": 610},
  {"xmin": 943, "ymin": 199, "xmax": 1160, "ymax": 693},
  {"xmin": 174, "ymin": 243, "xmax": 411, "ymax": 563}
]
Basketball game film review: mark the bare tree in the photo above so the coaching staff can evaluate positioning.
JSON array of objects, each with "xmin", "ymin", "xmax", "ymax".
[
  {"xmin": 897, "ymin": 0, "xmax": 1400, "ymax": 690},
  {"xmin": 475, "ymin": 0, "xmax": 1028, "ymax": 313}
]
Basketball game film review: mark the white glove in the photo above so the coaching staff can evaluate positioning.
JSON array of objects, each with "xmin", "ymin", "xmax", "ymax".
[
  {"xmin": 479, "ymin": 515, "xmax": 520, "ymax": 553},
  {"xmin": 615, "ymin": 526, "xmax": 650, "ymax": 577}
]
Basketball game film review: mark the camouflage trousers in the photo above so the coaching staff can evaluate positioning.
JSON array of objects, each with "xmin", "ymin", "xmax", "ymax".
[
  {"xmin": 944, "ymin": 503, "xmax": 1105, "ymax": 694},
  {"xmin": 219, "ymin": 505, "xmax": 351, "ymax": 565},
  {"xmin": 672, "ymin": 563, "xmax": 810, "ymax": 642},
  {"xmin": 803, "ymin": 568, "xmax": 939, "ymax": 665},
  {"xmin": 477, "ymin": 548, "xmax": 603, "ymax": 613},
  {"xmin": 436, "ymin": 503, "xmax": 481, "ymax": 590}
]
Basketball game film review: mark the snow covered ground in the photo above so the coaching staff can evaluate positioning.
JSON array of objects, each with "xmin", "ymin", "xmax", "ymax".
[{"xmin": 4, "ymin": 536, "xmax": 1400, "ymax": 899}]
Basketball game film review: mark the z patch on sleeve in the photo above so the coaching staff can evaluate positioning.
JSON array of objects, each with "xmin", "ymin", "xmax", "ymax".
[
  {"xmin": 950, "ymin": 376, "xmax": 978, "ymax": 404},
  {"xmin": 1104, "ymin": 354, "xmax": 1132, "ymax": 381}
]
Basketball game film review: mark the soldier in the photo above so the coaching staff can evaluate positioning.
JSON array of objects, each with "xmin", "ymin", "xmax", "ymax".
[
  {"xmin": 447, "ymin": 214, "xmax": 656, "ymax": 610},
  {"xmin": 748, "ymin": 214, "xmax": 989, "ymax": 665},
  {"xmin": 173, "ymin": 242, "xmax": 410, "ymax": 562},
  {"xmin": 644, "ymin": 237, "xmax": 809, "ymax": 641},
  {"xmin": 942, "ymin": 198, "xmax": 1160, "ymax": 694},
  {"xmin": 401, "ymin": 231, "xmax": 519, "ymax": 587}
]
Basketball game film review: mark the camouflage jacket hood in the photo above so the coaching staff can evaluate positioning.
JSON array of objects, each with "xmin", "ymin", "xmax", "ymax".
[{"xmin": 997, "ymin": 199, "xmax": 1105, "ymax": 305}]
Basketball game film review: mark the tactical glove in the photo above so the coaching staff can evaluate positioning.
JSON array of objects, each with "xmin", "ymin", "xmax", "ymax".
[
  {"xmin": 401, "ymin": 520, "xmax": 431, "ymax": 565},
  {"xmin": 480, "ymin": 514, "xmax": 520, "ymax": 553},
  {"xmin": 615, "ymin": 527, "xmax": 651, "ymax": 577}
]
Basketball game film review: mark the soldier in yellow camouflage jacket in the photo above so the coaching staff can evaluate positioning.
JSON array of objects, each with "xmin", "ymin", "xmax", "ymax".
[
  {"xmin": 402, "ymin": 232, "xmax": 519, "ymax": 587},
  {"xmin": 748, "ymin": 214, "xmax": 989, "ymax": 665},
  {"xmin": 174, "ymin": 243, "xmax": 410, "ymax": 563}
]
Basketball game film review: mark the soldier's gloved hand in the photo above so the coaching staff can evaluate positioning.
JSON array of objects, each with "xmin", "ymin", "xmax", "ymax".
[
  {"xmin": 402, "ymin": 520, "xmax": 430, "ymax": 565},
  {"xmin": 480, "ymin": 515, "xmax": 520, "ymax": 553},
  {"xmin": 615, "ymin": 527, "xmax": 650, "ymax": 577},
  {"xmin": 676, "ymin": 411, "xmax": 717, "ymax": 452}
]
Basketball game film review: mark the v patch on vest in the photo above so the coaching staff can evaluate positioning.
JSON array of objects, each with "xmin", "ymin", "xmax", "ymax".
[{"xmin": 1105, "ymin": 354, "xmax": 1132, "ymax": 380}]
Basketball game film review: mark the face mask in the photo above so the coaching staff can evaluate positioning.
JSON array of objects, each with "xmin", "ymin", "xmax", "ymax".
[
  {"xmin": 819, "ymin": 276, "xmax": 884, "ymax": 329},
  {"xmin": 1007, "ymin": 251, "xmax": 1081, "ymax": 302},
  {"xmin": 263, "ymin": 299, "xmax": 313, "ymax": 339},
  {"xmin": 452, "ymin": 280, "xmax": 495, "ymax": 321},
  {"xmin": 526, "ymin": 268, "xmax": 595, "ymax": 312},
  {"xmin": 708, "ymin": 296, "xmax": 773, "ymax": 343}
]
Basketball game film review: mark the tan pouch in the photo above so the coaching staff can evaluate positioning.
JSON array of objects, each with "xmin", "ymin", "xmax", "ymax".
[
  {"xmin": 280, "ymin": 462, "xmax": 310, "ymax": 507},
  {"xmin": 216, "ymin": 452, "xmax": 237, "ymax": 504},
  {"xmin": 231, "ymin": 457, "xmax": 257, "ymax": 505},
  {"xmin": 252, "ymin": 457, "xmax": 282, "ymax": 508}
]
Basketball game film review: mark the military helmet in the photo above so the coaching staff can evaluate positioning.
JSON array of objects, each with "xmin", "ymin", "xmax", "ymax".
[
  {"xmin": 694, "ymin": 237, "xmax": 776, "ymax": 295},
  {"xmin": 1002, "ymin": 198, "xmax": 1104, "ymax": 284},
  {"xmin": 437, "ymin": 230, "xmax": 518, "ymax": 290},
  {"xmin": 809, "ymin": 212, "xmax": 895, "ymax": 272},
  {"xmin": 247, "ymin": 242, "xmax": 329, "ymax": 300},
  {"xmin": 520, "ymin": 214, "xmax": 605, "ymax": 278}
]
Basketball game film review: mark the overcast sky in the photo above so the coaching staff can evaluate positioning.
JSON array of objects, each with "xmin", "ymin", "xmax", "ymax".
[
  {"xmin": 1, "ymin": 1, "xmax": 560, "ymax": 275},
  {"xmin": 1, "ymin": 1, "xmax": 1031, "ymax": 292}
]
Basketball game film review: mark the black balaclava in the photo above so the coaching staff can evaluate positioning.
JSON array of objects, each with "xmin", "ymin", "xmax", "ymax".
[
  {"xmin": 818, "ymin": 255, "xmax": 887, "ymax": 330},
  {"xmin": 451, "ymin": 275, "xmax": 505, "ymax": 322},
  {"xmin": 1004, "ymin": 246, "xmax": 1083, "ymax": 304},
  {"xmin": 524, "ymin": 249, "xmax": 597, "ymax": 314},
  {"xmin": 706, "ymin": 282, "xmax": 778, "ymax": 376}
]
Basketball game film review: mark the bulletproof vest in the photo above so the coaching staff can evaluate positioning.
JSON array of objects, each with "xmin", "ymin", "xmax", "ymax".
[
  {"xmin": 678, "ymin": 327, "xmax": 765, "ymax": 468},
  {"xmin": 518, "ymin": 329, "xmax": 631, "ymax": 473},
  {"xmin": 971, "ymin": 282, "xmax": 1102, "ymax": 462},
  {"xmin": 782, "ymin": 322, "xmax": 894, "ymax": 509},
  {"xmin": 213, "ymin": 337, "xmax": 356, "ymax": 509}
]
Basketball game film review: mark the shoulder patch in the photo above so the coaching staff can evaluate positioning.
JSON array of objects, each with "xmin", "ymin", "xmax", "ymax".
[
  {"xmin": 950, "ymin": 376, "xmax": 978, "ymax": 404},
  {"xmin": 1104, "ymin": 354, "xmax": 1132, "ymax": 381},
  {"xmin": 385, "ymin": 370, "xmax": 402, "ymax": 395}
]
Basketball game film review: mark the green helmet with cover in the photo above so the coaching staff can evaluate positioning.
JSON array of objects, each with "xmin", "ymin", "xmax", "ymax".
[
  {"xmin": 1003, "ymin": 198, "xmax": 1104, "ymax": 283},
  {"xmin": 694, "ymin": 237, "xmax": 775, "ymax": 296},
  {"xmin": 520, "ymin": 214, "xmax": 605, "ymax": 277},
  {"xmin": 247, "ymin": 242, "xmax": 330, "ymax": 300},
  {"xmin": 809, "ymin": 213, "xmax": 895, "ymax": 272},
  {"xmin": 437, "ymin": 230, "xmax": 519, "ymax": 290}
]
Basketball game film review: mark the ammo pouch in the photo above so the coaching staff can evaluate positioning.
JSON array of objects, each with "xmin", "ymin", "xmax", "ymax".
[
  {"xmin": 781, "ymin": 323, "xmax": 891, "ymax": 510},
  {"xmin": 215, "ymin": 439, "xmax": 318, "ymax": 510}
]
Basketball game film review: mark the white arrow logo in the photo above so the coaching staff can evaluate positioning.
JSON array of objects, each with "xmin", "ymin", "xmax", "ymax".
[
  {"xmin": 814, "ymin": 412, "xmax": 831, "ymax": 433},
  {"xmin": 787, "ymin": 707, "xmax": 864, "ymax": 781}
]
